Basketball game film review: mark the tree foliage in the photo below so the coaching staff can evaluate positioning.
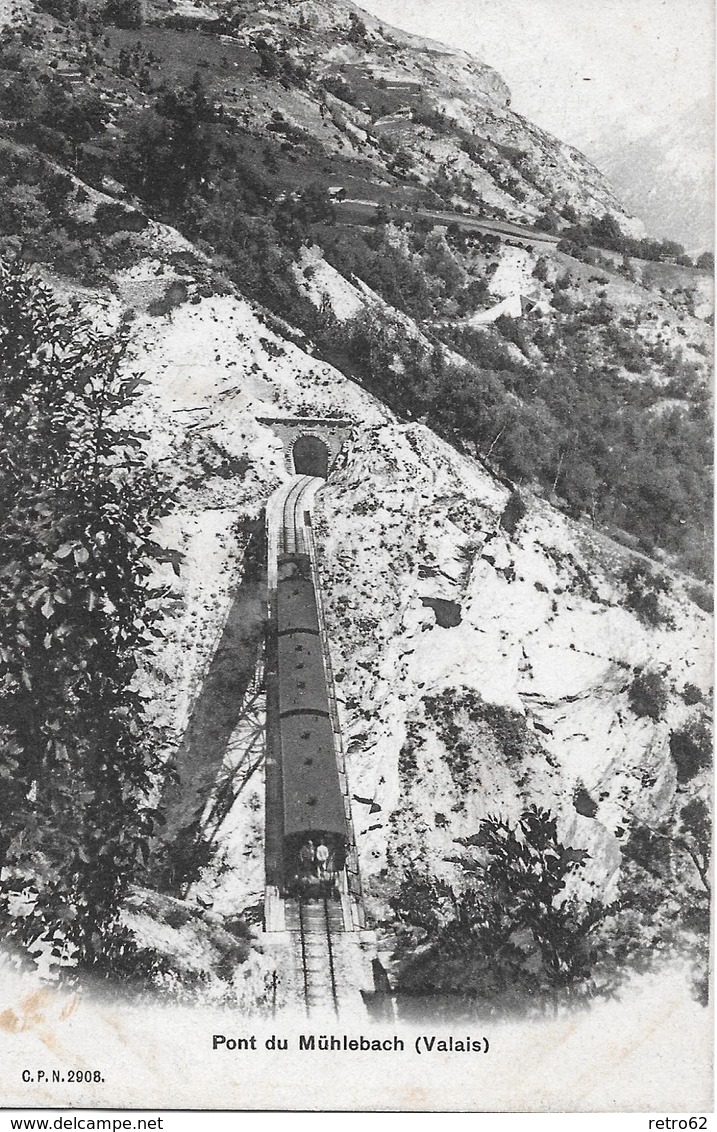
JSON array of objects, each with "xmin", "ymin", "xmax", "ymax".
[
  {"xmin": 669, "ymin": 717, "xmax": 712, "ymax": 784},
  {"xmin": 312, "ymin": 232, "xmax": 711, "ymax": 574},
  {"xmin": 0, "ymin": 262, "xmax": 169, "ymax": 974},
  {"xmin": 621, "ymin": 561, "xmax": 674, "ymax": 628},
  {"xmin": 561, "ymin": 212, "xmax": 693, "ymax": 265},
  {"xmin": 118, "ymin": 74, "xmax": 218, "ymax": 209},
  {"xmin": 614, "ymin": 797, "xmax": 710, "ymax": 1002},
  {"xmin": 102, "ymin": 0, "xmax": 144, "ymax": 28},
  {"xmin": 627, "ymin": 669, "xmax": 668, "ymax": 720},
  {"xmin": 391, "ymin": 806, "xmax": 615, "ymax": 1013}
]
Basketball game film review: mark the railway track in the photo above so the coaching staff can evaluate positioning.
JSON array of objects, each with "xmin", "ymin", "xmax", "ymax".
[
  {"xmin": 285, "ymin": 895, "xmax": 344, "ymax": 1015},
  {"xmin": 280, "ymin": 475, "xmax": 315, "ymax": 555},
  {"xmin": 266, "ymin": 474, "xmax": 366, "ymax": 1010}
]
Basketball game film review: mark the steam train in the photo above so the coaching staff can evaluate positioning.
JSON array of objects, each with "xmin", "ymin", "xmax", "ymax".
[{"xmin": 275, "ymin": 553, "xmax": 347, "ymax": 890}]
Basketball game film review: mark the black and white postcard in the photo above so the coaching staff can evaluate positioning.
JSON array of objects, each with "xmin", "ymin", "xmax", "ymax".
[{"xmin": 0, "ymin": 0, "xmax": 712, "ymax": 1115}]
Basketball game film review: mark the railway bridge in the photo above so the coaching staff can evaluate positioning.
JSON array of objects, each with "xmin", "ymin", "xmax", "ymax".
[{"xmin": 263, "ymin": 474, "xmax": 378, "ymax": 1016}]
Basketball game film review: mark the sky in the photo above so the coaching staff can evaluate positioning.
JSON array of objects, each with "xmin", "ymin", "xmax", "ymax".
[{"xmin": 357, "ymin": 0, "xmax": 714, "ymax": 154}]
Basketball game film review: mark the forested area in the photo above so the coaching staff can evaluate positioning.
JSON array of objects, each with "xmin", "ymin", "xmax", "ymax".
[{"xmin": 311, "ymin": 290, "xmax": 711, "ymax": 577}]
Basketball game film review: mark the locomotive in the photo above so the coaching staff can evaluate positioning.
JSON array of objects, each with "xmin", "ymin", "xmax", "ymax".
[{"xmin": 275, "ymin": 553, "xmax": 346, "ymax": 891}]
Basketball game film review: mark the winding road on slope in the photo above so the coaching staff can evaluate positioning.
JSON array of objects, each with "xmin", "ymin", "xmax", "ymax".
[{"xmin": 336, "ymin": 198, "xmax": 561, "ymax": 249}]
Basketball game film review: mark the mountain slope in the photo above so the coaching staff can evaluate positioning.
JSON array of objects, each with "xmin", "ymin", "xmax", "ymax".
[
  {"xmin": 0, "ymin": 0, "xmax": 711, "ymax": 1011},
  {"xmin": 112, "ymin": 244, "xmax": 710, "ymax": 1005}
]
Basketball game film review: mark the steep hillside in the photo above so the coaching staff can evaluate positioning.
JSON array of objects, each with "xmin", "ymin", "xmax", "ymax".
[
  {"xmin": 37, "ymin": 231, "xmax": 706, "ymax": 1008},
  {"xmin": 0, "ymin": 0, "xmax": 711, "ymax": 1014},
  {"xmin": 0, "ymin": 0, "xmax": 642, "ymax": 256}
]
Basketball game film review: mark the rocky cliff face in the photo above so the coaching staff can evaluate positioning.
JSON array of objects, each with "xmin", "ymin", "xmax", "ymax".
[{"xmin": 314, "ymin": 423, "xmax": 710, "ymax": 895}]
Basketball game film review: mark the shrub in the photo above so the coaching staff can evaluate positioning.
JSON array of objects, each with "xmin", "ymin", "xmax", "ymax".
[
  {"xmin": 94, "ymin": 202, "xmax": 149, "ymax": 235},
  {"xmin": 500, "ymin": 489, "xmax": 527, "ymax": 537},
  {"xmin": 391, "ymin": 806, "xmax": 617, "ymax": 1011},
  {"xmin": 573, "ymin": 784, "xmax": 598, "ymax": 818},
  {"xmin": 628, "ymin": 670, "xmax": 668, "ymax": 720},
  {"xmin": 682, "ymin": 683, "xmax": 703, "ymax": 706},
  {"xmin": 347, "ymin": 12, "xmax": 368, "ymax": 43},
  {"xmin": 686, "ymin": 582, "xmax": 713, "ymax": 613},
  {"xmin": 621, "ymin": 561, "xmax": 674, "ymax": 628},
  {"xmin": 148, "ymin": 279, "xmax": 189, "ymax": 319},
  {"xmin": 102, "ymin": 0, "xmax": 144, "ymax": 28},
  {"xmin": 532, "ymin": 256, "xmax": 549, "ymax": 282},
  {"xmin": 669, "ymin": 718, "xmax": 712, "ymax": 783},
  {"xmin": 423, "ymin": 688, "xmax": 532, "ymax": 784},
  {"xmin": 321, "ymin": 76, "xmax": 357, "ymax": 106}
]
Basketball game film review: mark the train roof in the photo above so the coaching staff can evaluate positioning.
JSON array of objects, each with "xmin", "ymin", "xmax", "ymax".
[
  {"xmin": 281, "ymin": 712, "xmax": 346, "ymax": 837},
  {"xmin": 275, "ymin": 551, "xmax": 346, "ymax": 839},
  {"xmin": 278, "ymin": 634, "xmax": 328, "ymax": 716},
  {"xmin": 277, "ymin": 573, "xmax": 320, "ymax": 635},
  {"xmin": 278, "ymin": 599, "xmax": 319, "ymax": 636}
]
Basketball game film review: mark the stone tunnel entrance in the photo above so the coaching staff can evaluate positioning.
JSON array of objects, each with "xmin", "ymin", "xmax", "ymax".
[
  {"xmin": 256, "ymin": 416, "xmax": 354, "ymax": 477},
  {"xmin": 292, "ymin": 435, "xmax": 330, "ymax": 478}
]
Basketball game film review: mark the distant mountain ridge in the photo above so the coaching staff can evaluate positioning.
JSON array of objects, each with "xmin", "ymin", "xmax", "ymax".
[{"xmin": 590, "ymin": 96, "xmax": 714, "ymax": 253}]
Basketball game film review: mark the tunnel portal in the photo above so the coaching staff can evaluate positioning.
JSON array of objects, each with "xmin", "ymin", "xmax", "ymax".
[
  {"xmin": 292, "ymin": 435, "xmax": 330, "ymax": 478},
  {"xmin": 256, "ymin": 416, "xmax": 354, "ymax": 477}
]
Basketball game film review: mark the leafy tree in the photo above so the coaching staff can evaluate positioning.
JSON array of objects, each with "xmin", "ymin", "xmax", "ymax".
[
  {"xmin": 614, "ymin": 797, "xmax": 710, "ymax": 1002},
  {"xmin": 392, "ymin": 806, "xmax": 615, "ymax": 1012},
  {"xmin": 534, "ymin": 206, "xmax": 561, "ymax": 234},
  {"xmin": 591, "ymin": 211, "xmax": 624, "ymax": 249},
  {"xmin": 254, "ymin": 35, "xmax": 280, "ymax": 78},
  {"xmin": 1, "ymin": 183, "xmax": 52, "ymax": 241},
  {"xmin": 321, "ymin": 75, "xmax": 357, "ymax": 105},
  {"xmin": 532, "ymin": 255, "xmax": 549, "ymax": 282},
  {"xmin": 252, "ymin": 36, "xmax": 308, "ymax": 87},
  {"xmin": 119, "ymin": 75, "xmax": 217, "ymax": 208},
  {"xmin": 102, "ymin": 0, "xmax": 144, "ymax": 28},
  {"xmin": 0, "ymin": 262, "xmax": 170, "ymax": 974},
  {"xmin": 347, "ymin": 12, "xmax": 368, "ymax": 44},
  {"xmin": 42, "ymin": 88, "xmax": 110, "ymax": 167},
  {"xmin": 676, "ymin": 797, "xmax": 711, "ymax": 893},
  {"xmin": 273, "ymin": 182, "xmax": 335, "ymax": 248}
]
